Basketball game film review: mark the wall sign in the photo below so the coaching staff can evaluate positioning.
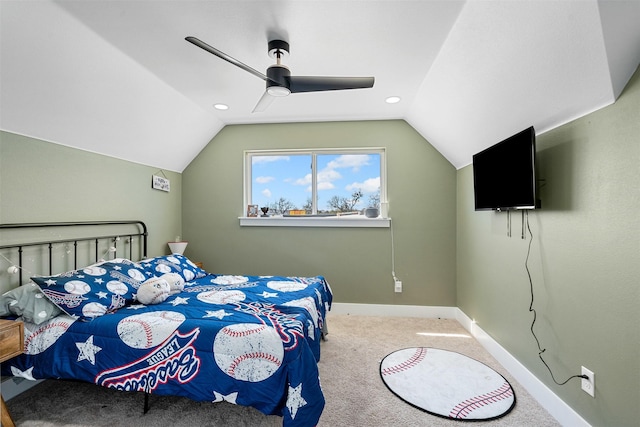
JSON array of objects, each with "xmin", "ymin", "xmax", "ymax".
[{"xmin": 152, "ymin": 174, "xmax": 170, "ymax": 192}]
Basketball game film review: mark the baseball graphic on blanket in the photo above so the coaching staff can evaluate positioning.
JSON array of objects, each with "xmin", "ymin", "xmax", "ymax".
[
  {"xmin": 24, "ymin": 316, "xmax": 76, "ymax": 355},
  {"xmin": 197, "ymin": 290, "xmax": 246, "ymax": 305},
  {"xmin": 117, "ymin": 311, "xmax": 185, "ymax": 349},
  {"xmin": 83, "ymin": 266, "xmax": 107, "ymax": 276},
  {"xmin": 214, "ymin": 323, "xmax": 284, "ymax": 382},
  {"xmin": 211, "ymin": 275, "xmax": 248, "ymax": 285},
  {"xmin": 267, "ymin": 280, "xmax": 307, "ymax": 292},
  {"xmin": 284, "ymin": 296, "xmax": 319, "ymax": 327},
  {"xmin": 82, "ymin": 302, "xmax": 108, "ymax": 319}
]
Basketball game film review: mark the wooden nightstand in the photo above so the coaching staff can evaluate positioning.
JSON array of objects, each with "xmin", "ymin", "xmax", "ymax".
[{"xmin": 0, "ymin": 320, "xmax": 24, "ymax": 427}]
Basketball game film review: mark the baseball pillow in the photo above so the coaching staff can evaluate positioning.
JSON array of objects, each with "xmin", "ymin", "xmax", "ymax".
[
  {"xmin": 136, "ymin": 277, "xmax": 171, "ymax": 305},
  {"xmin": 32, "ymin": 260, "xmax": 148, "ymax": 321},
  {"xmin": 140, "ymin": 254, "xmax": 207, "ymax": 283}
]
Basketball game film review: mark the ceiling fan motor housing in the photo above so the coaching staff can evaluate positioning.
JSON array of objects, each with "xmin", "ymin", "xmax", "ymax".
[{"xmin": 266, "ymin": 65, "xmax": 291, "ymax": 96}]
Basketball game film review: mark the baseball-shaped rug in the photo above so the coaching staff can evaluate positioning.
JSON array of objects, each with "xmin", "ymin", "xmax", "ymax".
[{"xmin": 380, "ymin": 347, "xmax": 515, "ymax": 421}]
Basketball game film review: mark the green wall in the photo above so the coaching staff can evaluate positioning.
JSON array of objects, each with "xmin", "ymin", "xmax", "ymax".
[
  {"xmin": 456, "ymin": 66, "xmax": 640, "ymax": 426},
  {"xmin": 0, "ymin": 131, "xmax": 183, "ymax": 287},
  {"xmin": 182, "ymin": 120, "xmax": 457, "ymax": 306}
]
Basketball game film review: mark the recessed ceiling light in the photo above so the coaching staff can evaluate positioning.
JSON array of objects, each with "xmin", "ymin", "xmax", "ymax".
[
  {"xmin": 214, "ymin": 103, "xmax": 229, "ymax": 110},
  {"xmin": 385, "ymin": 96, "xmax": 401, "ymax": 104}
]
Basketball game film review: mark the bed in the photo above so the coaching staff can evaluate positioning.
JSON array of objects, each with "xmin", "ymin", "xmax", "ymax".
[{"xmin": 0, "ymin": 221, "xmax": 332, "ymax": 427}]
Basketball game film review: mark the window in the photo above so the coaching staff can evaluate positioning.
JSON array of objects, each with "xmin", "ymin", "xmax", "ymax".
[{"xmin": 243, "ymin": 148, "xmax": 387, "ymax": 226}]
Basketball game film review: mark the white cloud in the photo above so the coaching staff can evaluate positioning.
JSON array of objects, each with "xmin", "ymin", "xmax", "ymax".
[
  {"xmin": 318, "ymin": 168, "xmax": 342, "ymax": 181},
  {"xmin": 256, "ymin": 176, "xmax": 275, "ymax": 184},
  {"xmin": 318, "ymin": 181, "xmax": 335, "ymax": 191},
  {"xmin": 261, "ymin": 188, "xmax": 272, "ymax": 198},
  {"xmin": 327, "ymin": 154, "xmax": 370, "ymax": 172},
  {"xmin": 294, "ymin": 173, "xmax": 311, "ymax": 186},
  {"xmin": 346, "ymin": 177, "xmax": 380, "ymax": 193},
  {"xmin": 252, "ymin": 155, "xmax": 289, "ymax": 165}
]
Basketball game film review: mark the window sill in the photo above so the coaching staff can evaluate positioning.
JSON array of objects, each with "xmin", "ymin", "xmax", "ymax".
[{"xmin": 239, "ymin": 216, "xmax": 391, "ymax": 228}]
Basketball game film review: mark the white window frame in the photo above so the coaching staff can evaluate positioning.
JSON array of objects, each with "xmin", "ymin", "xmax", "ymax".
[{"xmin": 240, "ymin": 147, "xmax": 390, "ymax": 228}]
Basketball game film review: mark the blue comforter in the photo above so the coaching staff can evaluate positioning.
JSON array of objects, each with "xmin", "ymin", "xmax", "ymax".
[{"xmin": 3, "ymin": 274, "xmax": 333, "ymax": 426}]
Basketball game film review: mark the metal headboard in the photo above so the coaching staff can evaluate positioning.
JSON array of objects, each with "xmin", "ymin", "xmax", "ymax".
[{"xmin": 0, "ymin": 220, "xmax": 148, "ymax": 285}]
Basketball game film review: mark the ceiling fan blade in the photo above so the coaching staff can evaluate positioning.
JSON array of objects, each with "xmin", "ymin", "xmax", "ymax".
[
  {"xmin": 252, "ymin": 91, "xmax": 275, "ymax": 113},
  {"xmin": 185, "ymin": 36, "xmax": 269, "ymax": 82},
  {"xmin": 288, "ymin": 76, "xmax": 374, "ymax": 93}
]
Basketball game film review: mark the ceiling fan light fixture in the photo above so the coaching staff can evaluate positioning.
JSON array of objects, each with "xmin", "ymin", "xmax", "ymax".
[{"xmin": 267, "ymin": 86, "xmax": 291, "ymax": 97}]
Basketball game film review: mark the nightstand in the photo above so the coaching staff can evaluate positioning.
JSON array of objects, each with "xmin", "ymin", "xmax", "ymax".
[{"xmin": 0, "ymin": 320, "xmax": 24, "ymax": 427}]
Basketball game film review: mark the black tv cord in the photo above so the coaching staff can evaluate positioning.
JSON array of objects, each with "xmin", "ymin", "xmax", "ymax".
[{"xmin": 524, "ymin": 211, "xmax": 588, "ymax": 385}]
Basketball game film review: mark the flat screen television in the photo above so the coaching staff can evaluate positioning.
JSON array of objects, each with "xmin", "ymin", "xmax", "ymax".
[{"xmin": 473, "ymin": 126, "xmax": 539, "ymax": 211}]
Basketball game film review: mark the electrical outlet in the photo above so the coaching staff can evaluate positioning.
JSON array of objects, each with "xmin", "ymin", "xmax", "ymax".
[
  {"xmin": 581, "ymin": 366, "xmax": 595, "ymax": 397},
  {"xmin": 394, "ymin": 279, "xmax": 402, "ymax": 293}
]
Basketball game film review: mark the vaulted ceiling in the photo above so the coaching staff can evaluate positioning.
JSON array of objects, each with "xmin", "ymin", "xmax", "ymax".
[{"xmin": 1, "ymin": 1, "xmax": 639, "ymax": 172}]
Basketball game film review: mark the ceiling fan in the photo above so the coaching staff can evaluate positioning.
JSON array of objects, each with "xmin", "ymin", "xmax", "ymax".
[{"xmin": 185, "ymin": 37, "xmax": 375, "ymax": 112}]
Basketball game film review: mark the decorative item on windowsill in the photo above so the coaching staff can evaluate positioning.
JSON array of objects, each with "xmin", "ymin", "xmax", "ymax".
[
  {"xmin": 168, "ymin": 237, "xmax": 188, "ymax": 255},
  {"xmin": 260, "ymin": 207, "xmax": 269, "ymax": 217},
  {"xmin": 247, "ymin": 204, "xmax": 259, "ymax": 217},
  {"xmin": 363, "ymin": 207, "xmax": 380, "ymax": 218}
]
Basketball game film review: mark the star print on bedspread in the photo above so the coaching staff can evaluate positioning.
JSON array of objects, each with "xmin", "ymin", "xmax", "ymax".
[
  {"xmin": 213, "ymin": 391, "xmax": 238, "ymax": 404},
  {"xmin": 259, "ymin": 291, "xmax": 278, "ymax": 298},
  {"xmin": 76, "ymin": 335, "xmax": 102, "ymax": 365},
  {"xmin": 286, "ymin": 383, "xmax": 307, "ymax": 420},
  {"xmin": 170, "ymin": 296, "xmax": 189, "ymax": 306},
  {"xmin": 204, "ymin": 309, "xmax": 232, "ymax": 319},
  {"xmin": 11, "ymin": 366, "xmax": 36, "ymax": 381}
]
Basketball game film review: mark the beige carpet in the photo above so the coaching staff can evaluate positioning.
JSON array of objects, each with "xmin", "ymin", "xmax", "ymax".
[{"xmin": 5, "ymin": 314, "xmax": 560, "ymax": 426}]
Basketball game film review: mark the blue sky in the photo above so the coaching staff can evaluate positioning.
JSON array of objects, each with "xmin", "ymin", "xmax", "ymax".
[{"xmin": 251, "ymin": 153, "xmax": 380, "ymax": 211}]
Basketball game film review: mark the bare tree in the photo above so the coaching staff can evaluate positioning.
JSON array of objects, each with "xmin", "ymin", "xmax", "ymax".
[
  {"xmin": 302, "ymin": 197, "xmax": 313, "ymax": 213},
  {"xmin": 368, "ymin": 190, "xmax": 380, "ymax": 208},
  {"xmin": 269, "ymin": 197, "xmax": 296, "ymax": 215},
  {"xmin": 327, "ymin": 190, "xmax": 363, "ymax": 212}
]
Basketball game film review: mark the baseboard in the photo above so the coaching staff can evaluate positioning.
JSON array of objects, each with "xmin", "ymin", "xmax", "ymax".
[
  {"xmin": 329, "ymin": 302, "xmax": 458, "ymax": 318},
  {"xmin": 329, "ymin": 302, "xmax": 590, "ymax": 427},
  {"xmin": 454, "ymin": 309, "xmax": 590, "ymax": 427}
]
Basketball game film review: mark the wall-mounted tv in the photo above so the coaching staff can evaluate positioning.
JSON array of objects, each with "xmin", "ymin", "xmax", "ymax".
[{"xmin": 473, "ymin": 126, "xmax": 539, "ymax": 211}]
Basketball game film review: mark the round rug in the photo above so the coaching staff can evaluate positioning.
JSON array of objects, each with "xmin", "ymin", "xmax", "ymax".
[{"xmin": 380, "ymin": 347, "xmax": 516, "ymax": 421}]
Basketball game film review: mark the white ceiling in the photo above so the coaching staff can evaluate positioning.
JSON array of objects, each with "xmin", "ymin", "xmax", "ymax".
[{"xmin": 1, "ymin": 0, "xmax": 639, "ymax": 172}]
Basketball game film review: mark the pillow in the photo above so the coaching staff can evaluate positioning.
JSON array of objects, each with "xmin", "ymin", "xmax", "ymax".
[
  {"xmin": 136, "ymin": 277, "xmax": 171, "ymax": 305},
  {"xmin": 0, "ymin": 283, "xmax": 63, "ymax": 324},
  {"xmin": 140, "ymin": 254, "xmax": 207, "ymax": 283},
  {"xmin": 31, "ymin": 259, "xmax": 148, "ymax": 321}
]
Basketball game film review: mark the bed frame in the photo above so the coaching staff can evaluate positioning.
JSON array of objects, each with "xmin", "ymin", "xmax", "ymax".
[
  {"xmin": 0, "ymin": 220, "xmax": 152, "ymax": 410},
  {"xmin": 0, "ymin": 220, "xmax": 148, "ymax": 286}
]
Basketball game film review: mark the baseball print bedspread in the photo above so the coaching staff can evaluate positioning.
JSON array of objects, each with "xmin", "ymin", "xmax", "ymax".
[{"xmin": 2, "ymin": 273, "xmax": 333, "ymax": 427}]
